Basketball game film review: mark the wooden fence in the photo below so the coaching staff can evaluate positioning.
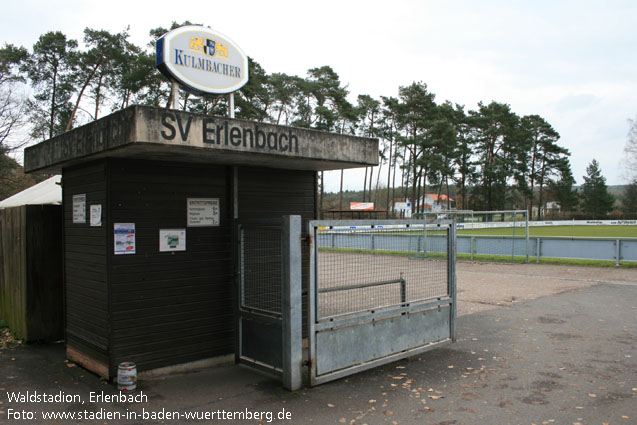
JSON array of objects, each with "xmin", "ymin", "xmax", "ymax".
[{"xmin": 0, "ymin": 205, "xmax": 63, "ymax": 341}]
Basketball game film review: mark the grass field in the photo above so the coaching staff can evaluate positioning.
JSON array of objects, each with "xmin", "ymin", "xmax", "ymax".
[{"xmin": 458, "ymin": 225, "xmax": 637, "ymax": 238}]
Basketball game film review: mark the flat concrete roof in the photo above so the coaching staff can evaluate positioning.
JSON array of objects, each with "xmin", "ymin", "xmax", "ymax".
[{"xmin": 24, "ymin": 106, "xmax": 378, "ymax": 174}]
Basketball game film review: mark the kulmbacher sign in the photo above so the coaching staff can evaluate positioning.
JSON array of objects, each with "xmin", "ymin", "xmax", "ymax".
[{"xmin": 156, "ymin": 26, "xmax": 249, "ymax": 95}]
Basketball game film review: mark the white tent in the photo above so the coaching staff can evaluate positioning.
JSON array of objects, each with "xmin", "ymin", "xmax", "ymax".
[{"xmin": 0, "ymin": 175, "xmax": 62, "ymax": 208}]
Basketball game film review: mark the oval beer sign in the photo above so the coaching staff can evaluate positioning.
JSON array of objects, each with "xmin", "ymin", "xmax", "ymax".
[{"xmin": 156, "ymin": 26, "xmax": 249, "ymax": 95}]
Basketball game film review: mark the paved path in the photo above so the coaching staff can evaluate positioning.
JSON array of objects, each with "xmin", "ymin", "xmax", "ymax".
[{"xmin": 1, "ymin": 264, "xmax": 635, "ymax": 424}]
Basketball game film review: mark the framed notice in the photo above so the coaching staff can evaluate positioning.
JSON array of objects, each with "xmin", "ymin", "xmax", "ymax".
[
  {"xmin": 90, "ymin": 204, "xmax": 102, "ymax": 227},
  {"xmin": 160, "ymin": 229, "xmax": 186, "ymax": 252},
  {"xmin": 114, "ymin": 223, "xmax": 136, "ymax": 255},
  {"xmin": 72, "ymin": 194, "xmax": 86, "ymax": 223},
  {"xmin": 187, "ymin": 198, "xmax": 220, "ymax": 227}
]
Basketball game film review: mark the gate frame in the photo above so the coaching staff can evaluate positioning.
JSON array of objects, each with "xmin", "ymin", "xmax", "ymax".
[
  {"xmin": 307, "ymin": 219, "xmax": 457, "ymax": 386},
  {"xmin": 235, "ymin": 215, "xmax": 302, "ymax": 391}
]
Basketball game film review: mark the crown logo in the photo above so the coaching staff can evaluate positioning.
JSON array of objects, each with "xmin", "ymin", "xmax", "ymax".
[{"xmin": 190, "ymin": 36, "xmax": 228, "ymax": 60}]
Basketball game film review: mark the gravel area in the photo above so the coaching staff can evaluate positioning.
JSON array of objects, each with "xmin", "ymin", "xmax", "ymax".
[{"xmin": 457, "ymin": 262, "xmax": 636, "ymax": 316}]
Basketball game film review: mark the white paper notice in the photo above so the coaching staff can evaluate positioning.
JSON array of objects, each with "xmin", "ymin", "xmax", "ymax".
[
  {"xmin": 187, "ymin": 198, "xmax": 220, "ymax": 227},
  {"xmin": 73, "ymin": 194, "xmax": 86, "ymax": 223},
  {"xmin": 90, "ymin": 205, "xmax": 102, "ymax": 227},
  {"xmin": 114, "ymin": 223, "xmax": 136, "ymax": 255},
  {"xmin": 159, "ymin": 229, "xmax": 186, "ymax": 252}
]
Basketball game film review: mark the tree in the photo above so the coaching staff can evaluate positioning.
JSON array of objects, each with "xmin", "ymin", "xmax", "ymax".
[
  {"xmin": 622, "ymin": 179, "xmax": 637, "ymax": 217},
  {"xmin": 395, "ymin": 82, "xmax": 437, "ymax": 213},
  {"xmin": 452, "ymin": 104, "xmax": 474, "ymax": 210},
  {"xmin": 468, "ymin": 101, "xmax": 522, "ymax": 210},
  {"xmin": 520, "ymin": 114, "xmax": 567, "ymax": 219},
  {"xmin": 0, "ymin": 43, "xmax": 29, "ymax": 189},
  {"xmin": 267, "ymin": 73, "xmax": 302, "ymax": 125},
  {"xmin": 0, "ymin": 43, "xmax": 28, "ymax": 150},
  {"xmin": 546, "ymin": 158, "xmax": 579, "ymax": 214},
  {"xmin": 357, "ymin": 94, "xmax": 380, "ymax": 202},
  {"xmin": 65, "ymin": 28, "xmax": 133, "ymax": 129},
  {"xmin": 430, "ymin": 102, "xmax": 461, "ymax": 210},
  {"xmin": 234, "ymin": 57, "xmax": 270, "ymax": 121},
  {"xmin": 23, "ymin": 31, "xmax": 78, "ymax": 140},
  {"xmin": 624, "ymin": 115, "xmax": 637, "ymax": 180},
  {"xmin": 580, "ymin": 159, "xmax": 615, "ymax": 218}
]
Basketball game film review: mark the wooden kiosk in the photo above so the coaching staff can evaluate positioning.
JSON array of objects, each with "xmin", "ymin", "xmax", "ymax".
[{"xmin": 24, "ymin": 105, "xmax": 377, "ymax": 379}]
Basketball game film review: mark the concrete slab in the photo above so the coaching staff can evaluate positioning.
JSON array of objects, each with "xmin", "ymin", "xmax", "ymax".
[
  {"xmin": 24, "ymin": 106, "xmax": 378, "ymax": 174},
  {"xmin": 1, "ymin": 264, "xmax": 635, "ymax": 424}
]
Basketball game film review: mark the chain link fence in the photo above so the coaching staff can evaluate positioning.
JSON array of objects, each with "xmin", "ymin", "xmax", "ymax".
[
  {"xmin": 238, "ymin": 223, "xmax": 282, "ymax": 315},
  {"xmin": 315, "ymin": 222, "xmax": 451, "ymax": 319},
  {"xmin": 420, "ymin": 210, "xmax": 530, "ymax": 263}
]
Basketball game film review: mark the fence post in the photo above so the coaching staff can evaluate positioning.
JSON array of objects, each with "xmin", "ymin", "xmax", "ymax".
[
  {"xmin": 282, "ymin": 215, "xmax": 302, "ymax": 391},
  {"xmin": 370, "ymin": 234, "xmax": 375, "ymax": 253},
  {"xmin": 536, "ymin": 237, "xmax": 541, "ymax": 263},
  {"xmin": 423, "ymin": 216, "xmax": 428, "ymax": 258},
  {"xmin": 470, "ymin": 236, "xmax": 475, "ymax": 261},
  {"xmin": 616, "ymin": 239, "xmax": 621, "ymax": 267},
  {"xmin": 525, "ymin": 210, "xmax": 529, "ymax": 263},
  {"xmin": 448, "ymin": 221, "xmax": 457, "ymax": 342},
  {"xmin": 512, "ymin": 212, "xmax": 516, "ymax": 262}
]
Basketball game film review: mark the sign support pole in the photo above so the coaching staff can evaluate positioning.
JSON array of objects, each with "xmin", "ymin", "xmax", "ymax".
[
  {"xmin": 228, "ymin": 93, "xmax": 235, "ymax": 118},
  {"xmin": 170, "ymin": 82, "xmax": 179, "ymax": 110}
]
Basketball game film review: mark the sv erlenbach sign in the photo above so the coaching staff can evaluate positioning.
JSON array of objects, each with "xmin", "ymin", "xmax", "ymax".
[
  {"xmin": 23, "ymin": 106, "xmax": 378, "ymax": 174},
  {"xmin": 156, "ymin": 26, "xmax": 249, "ymax": 95}
]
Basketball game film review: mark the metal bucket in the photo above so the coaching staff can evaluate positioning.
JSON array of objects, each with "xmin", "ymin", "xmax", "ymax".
[{"xmin": 117, "ymin": 362, "xmax": 137, "ymax": 392}]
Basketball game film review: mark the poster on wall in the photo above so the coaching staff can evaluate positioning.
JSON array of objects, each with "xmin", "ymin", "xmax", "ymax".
[
  {"xmin": 159, "ymin": 229, "xmax": 186, "ymax": 252},
  {"xmin": 187, "ymin": 198, "xmax": 220, "ymax": 227},
  {"xmin": 114, "ymin": 223, "xmax": 136, "ymax": 255},
  {"xmin": 72, "ymin": 194, "xmax": 86, "ymax": 223},
  {"xmin": 90, "ymin": 204, "xmax": 102, "ymax": 227}
]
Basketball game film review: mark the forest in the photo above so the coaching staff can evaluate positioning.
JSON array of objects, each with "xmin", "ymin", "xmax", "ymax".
[{"xmin": 1, "ymin": 22, "xmax": 631, "ymax": 219}]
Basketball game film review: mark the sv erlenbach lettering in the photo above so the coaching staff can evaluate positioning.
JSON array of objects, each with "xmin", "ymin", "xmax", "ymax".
[{"xmin": 160, "ymin": 112, "xmax": 299, "ymax": 153}]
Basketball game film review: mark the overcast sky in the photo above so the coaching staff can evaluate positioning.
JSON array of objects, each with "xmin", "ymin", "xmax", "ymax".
[{"xmin": 2, "ymin": 0, "xmax": 636, "ymax": 193}]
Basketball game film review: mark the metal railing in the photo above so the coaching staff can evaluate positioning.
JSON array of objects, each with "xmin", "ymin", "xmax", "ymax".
[{"xmin": 319, "ymin": 232, "xmax": 637, "ymax": 265}]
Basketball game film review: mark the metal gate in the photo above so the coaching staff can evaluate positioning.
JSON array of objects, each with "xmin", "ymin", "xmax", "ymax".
[
  {"xmin": 308, "ymin": 219, "xmax": 457, "ymax": 386},
  {"xmin": 235, "ymin": 216, "xmax": 302, "ymax": 390}
]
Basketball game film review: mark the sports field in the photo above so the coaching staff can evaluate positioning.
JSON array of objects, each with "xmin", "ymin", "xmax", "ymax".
[{"xmin": 458, "ymin": 225, "xmax": 637, "ymax": 238}]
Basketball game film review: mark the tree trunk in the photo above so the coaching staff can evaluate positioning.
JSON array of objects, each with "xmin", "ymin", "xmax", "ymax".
[
  {"xmin": 368, "ymin": 165, "xmax": 374, "ymax": 205},
  {"xmin": 445, "ymin": 176, "xmax": 450, "ymax": 210},
  {"xmin": 50, "ymin": 68, "xmax": 58, "ymax": 139},
  {"xmin": 391, "ymin": 146, "xmax": 398, "ymax": 216},
  {"xmin": 94, "ymin": 71, "xmax": 104, "ymax": 120},
  {"xmin": 362, "ymin": 167, "xmax": 368, "ymax": 202},
  {"xmin": 374, "ymin": 161, "xmax": 382, "ymax": 206},
  {"xmin": 339, "ymin": 169, "xmax": 344, "ymax": 210},
  {"xmin": 66, "ymin": 62, "xmax": 102, "ymax": 132},
  {"xmin": 386, "ymin": 128, "xmax": 393, "ymax": 213},
  {"xmin": 319, "ymin": 171, "xmax": 324, "ymax": 219}
]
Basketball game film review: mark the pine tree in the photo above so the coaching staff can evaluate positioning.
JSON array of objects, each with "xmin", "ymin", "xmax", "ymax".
[
  {"xmin": 622, "ymin": 179, "xmax": 637, "ymax": 218},
  {"xmin": 580, "ymin": 159, "xmax": 615, "ymax": 218}
]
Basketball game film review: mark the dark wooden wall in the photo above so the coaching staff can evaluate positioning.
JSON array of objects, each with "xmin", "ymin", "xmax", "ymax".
[
  {"xmin": 63, "ymin": 160, "xmax": 316, "ymax": 377},
  {"xmin": 107, "ymin": 159, "xmax": 233, "ymax": 375},
  {"xmin": 25, "ymin": 205, "xmax": 63, "ymax": 341},
  {"xmin": 63, "ymin": 162, "xmax": 109, "ymax": 369}
]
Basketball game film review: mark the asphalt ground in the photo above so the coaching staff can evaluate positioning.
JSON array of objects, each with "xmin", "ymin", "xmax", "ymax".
[{"xmin": 1, "ymin": 263, "xmax": 635, "ymax": 425}]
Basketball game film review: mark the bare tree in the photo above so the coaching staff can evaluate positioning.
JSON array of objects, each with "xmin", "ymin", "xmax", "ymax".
[{"xmin": 624, "ymin": 115, "xmax": 637, "ymax": 180}]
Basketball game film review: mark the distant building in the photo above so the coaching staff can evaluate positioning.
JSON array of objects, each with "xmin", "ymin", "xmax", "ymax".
[
  {"xmin": 416, "ymin": 194, "xmax": 455, "ymax": 211},
  {"xmin": 389, "ymin": 198, "xmax": 412, "ymax": 218}
]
